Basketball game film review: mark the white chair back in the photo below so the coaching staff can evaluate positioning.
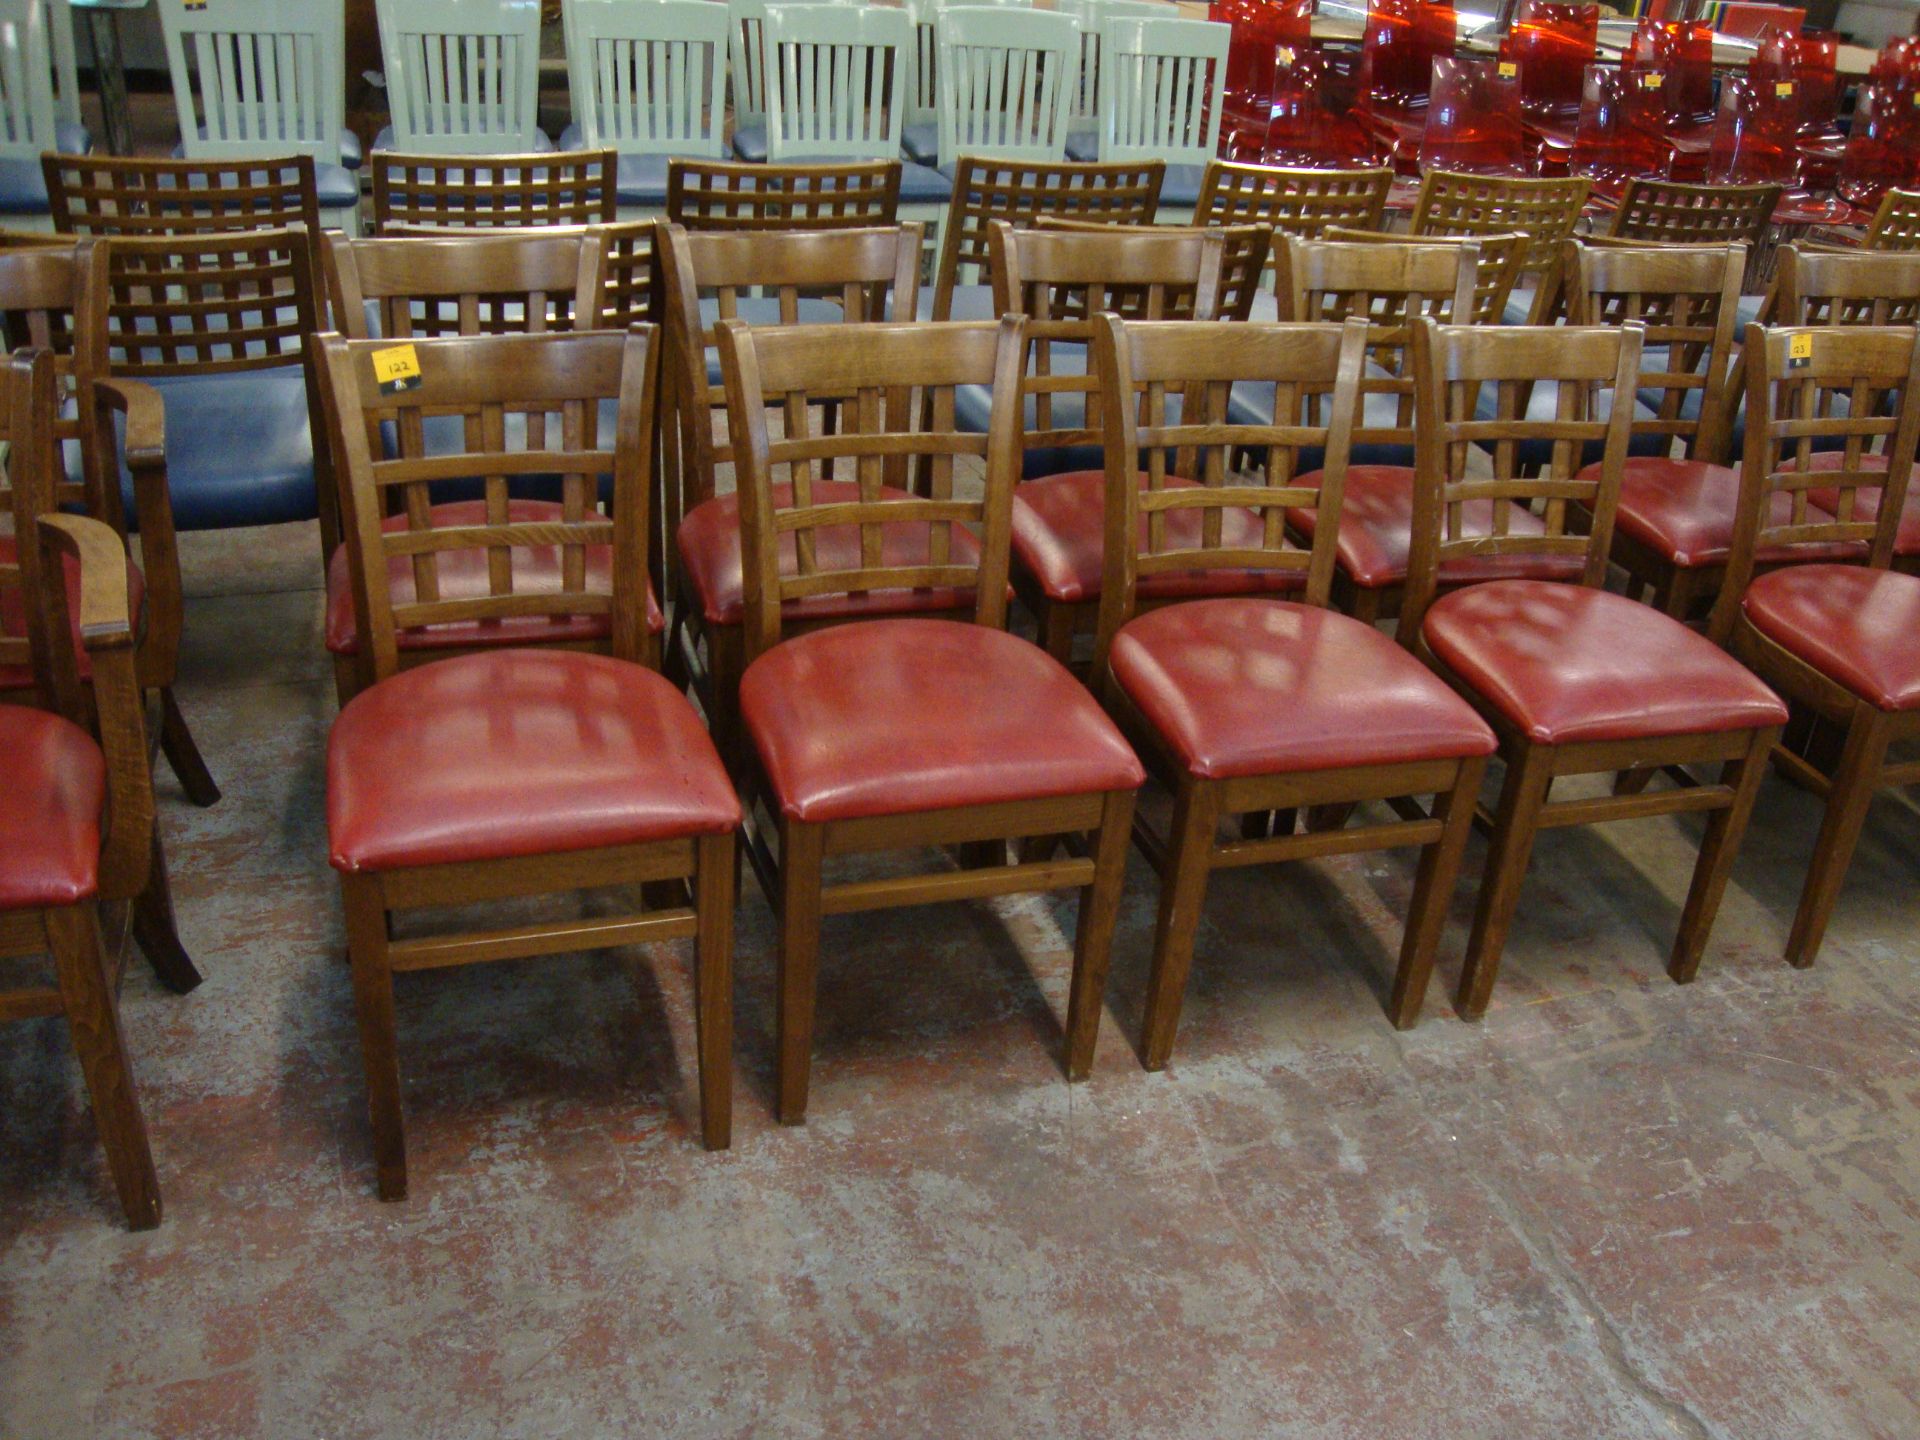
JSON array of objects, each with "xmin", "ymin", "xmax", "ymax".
[
  {"xmin": 376, "ymin": 0, "xmax": 544, "ymax": 154},
  {"xmin": 46, "ymin": 0, "xmax": 74, "ymax": 126},
  {"xmin": 566, "ymin": 0, "xmax": 726, "ymax": 156},
  {"xmin": 934, "ymin": 7, "xmax": 1079, "ymax": 165},
  {"xmin": 762, "ymin": 5, "xmax": 909, "ymax": 162},
  {"xmin": 157, "ymin": 0, "xmax": 347, "ymax": 164},
  {"xmin": 1055, "ymin": 0, "xmax": 1167, "ymax": 129},
  {"xmin": 0, "ymin": 0, "xmax": 57, "ymax": 162},
  {"xmin": 1096, "ymin": 16, "xmax": 1227, "ymax": 166},
  {"xmin": 901, "ymin": 0, "xmax": 1030, "ymax": 132},
  {"xmin": 726, "ymin": 0, "xmax": 858, "ymax": 132}
]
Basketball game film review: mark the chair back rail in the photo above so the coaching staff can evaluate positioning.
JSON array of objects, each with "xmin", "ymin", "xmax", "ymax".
[
  {"xmin": 1031, "ymin": 216, "xmax": 1270, "ymax": 321},
  {"xmin": 1320, "ymin": 226, "xmax": 1528, "ymax": 329},
  {"xmin": 763, "ymin": 5, "xmax": 910, "ymax": 164},
  {"xmin": 1094, "ymin": 16, "xmax": 1228, "ymax": 168},
  {"xmin": 43, "ymin": 153, "xmax": 326, "ymax": 240},
  {"xmin": 325, "ymin": 228, "xmax": 608, "ymax": 340},
  {"xmin": 370, "ymin": 149, "xmax": 617, "ymax": 232},
  {"xmin": 156, "ymin": 0, "xmax": 347, "ymax": 164},
  {"xmin": 566, "ymin": 0, "xmax": 727, "ymax": 157},
  {"xmin": 666, "ymin": 156, "xmax": 901, "ymax": 231},
  {"xmin": 375, "ymin": 0, "xmax": 545, "ymax": 154},
  {"xmin": 1194, "ymin": 161, "xmax": 1393, "ymax": 241},
  {"xmin": 1862, "ymin": 187, "xmax": 1920, "ymax": 252},
  {"xmin": 1774, "ymin": 244, "xmax": 1920, "ymax": 328}
]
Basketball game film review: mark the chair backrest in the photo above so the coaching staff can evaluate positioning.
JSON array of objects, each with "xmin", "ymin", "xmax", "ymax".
[
  {"xmin": 1710, "ymin": 324, "xmax": 1920, "ymax": 641},
  {"xmin": 1320, "ymin": 226, "xmax": 1529, "ymax": 329},
  {"xmin": 1056, "ymin": 0, "xmax": 1169, "ymax": 128},
  {"xmin": 0, "ymin": 344, "xmax": 57, "ymax": 692},
  {"xmin": 324, "ymin": 228, "xmax": 608, "ymax": 340},
  {"xmin": 1863, "ymin": 187, "xmax": 1920, "ymax": 252},
  {"xmin": 565, "ymin": 0, "xmax": 727, "ymax": 157},
  {"xmin": 0, "ymin": 244, "xmax": 98, "ymax": 520},
  {"xmin": 666, "ymin": 156, "xmax": 901, "ymax": 230},
  {"xmin": 157, "ymin": 0, "xmax": 346, "ymax": 165},
  {"xmin": 714, "ymin": 317, "xmax": 1025, "ymax": 660},
  {"xmin": 1401, "ymin": 318, "xmax": 1644, "ymax": 640},
  {"xmin": 989, "ymin": 220, "xmax": 1228, "ymax": 460},
  {"xmin": 375, "ymin": 0, "xmax": 544, "ymax": 154},
  {"xmin": 370, "ymin": 150, "xmax": 618, "ymax": 232},
  {"xmin": 1032, "ymin": 216, "xmax": 1270, "ymax": 321},
  {"xmin": 1603, "ymin": 177, "xmax": 1780, "ymax": 247},
  {"xmin": 47, "ymin": 0, "xmax": 73, "ymax": 126},
  {"xmin": 43, "ymin": 153, "xmax": 326, "ymax": 239},
  {"xmin": 1278, "ymin": 236, "xmax": 1482, "ymax": 456},
  {"xmin": 935, "ymin": 7, "xmax": 1080, "ymax": 164},
  {"xmin": 1410, "ymin": 171, "xmax": 1592, "ymax": 280},
  {"xmin": 1094, "ymin": 17, "xmax": 1228, "ymax": 168},
  {"xmin": 903, "ymin": 0, "xmax": 1033, "ymax": 129},
  {"xmin": 0, "ymin": 0, "xmax": 62, "ymax": 162},
  {"xmin": 930, "ymin": 155, "xmax": 1162, "ymax": 315},
  {"xmin": 315, "ymin": 328, "xmax": 659, "ymax": 680},
  {"xmin": 1775, "ymin": 245, "xmax": 1920, "ymax": 328},
  {"xmin": 1568, "ymin": 240, "xmax": 1746, "ymax": 465},
  {"xmin": 1086, "ymin": 314, "xmax": 1370, "ymax": 677},
  {"xmin": 727, "ymin": 0, "xmax": 861, "ymax": 129},
  {"xmin": 1195, "ymin": 160, "xmax": 1392, "ymax": 241},
  {"xmin": 763, "ymin": 5, "xmax": 910, "ymax": 164}
]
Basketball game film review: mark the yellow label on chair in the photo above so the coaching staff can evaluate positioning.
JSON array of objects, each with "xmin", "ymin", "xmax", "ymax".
[
  {"xmin": 1642, "ymin": 72, "xmax": 1664, "ymax": 90},
  {"xmin": 1789, "ymin": 332, "xmax": 1813, "ymax": 369},
  {"xmin": 1775, "ymin": 81, "xmax": 1795, "ymax": 98},
  {"xmin": 1498, "ymin": 61, "xmax": 1518, "ymax": 79},
  {"xmin": 1276, "ymin": 45, "xmax": 1297, "ymax": 68},
  {"xmin": 183, "ymin": 0, "xmax": 206, "ymax": 8},
  {"xmin": 372, "ymin": 344, "xmax": 422, "ymax": 395}
]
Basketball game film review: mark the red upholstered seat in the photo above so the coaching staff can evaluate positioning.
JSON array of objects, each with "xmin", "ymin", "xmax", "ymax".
[
  {"xmin": 328, "ymin": 651, "xmax": 739, "ymax": 873},
  {"xmin": 678, "ymin": 481, "xmax": 983, "ymax": 627},
  {"xmin": 1742, "ymin": 565, "xmax": 1920, "ymax": 712},
  {"xmin": 1423, "ymin": 580, "xmax": 1788, "ymax": 744},
  {"xmin": 1109, "ymin": 598, "xmax": 1496, "ymax": 779},
  {"xmin": 324, "ymin": 500, "xmax": 663, "ymax": 657},
  {"xmin": 1289, "ymin": 465, "xmax": 1586, "ymax": 591},
  {"xmin": 0, "ymin": 536, "xmax": 145, "ymax": 691},
  {"xmin": 1009, "ymin": 469, "xmax": 1306, "ymax": 604},
  {"xmin": 739, "ymin": 618, "xmax": 1145, "ymax": 823},
  {"xmin": 1794, "ymin": 451, "xmax": 1920, "ymax": 557},
  {"xmin": 1598, "ymin": 457, "xmax": 1867, "ymax": 568},
  {"xmin": 0, "ymin": 704, "xmax": 105, "ymax": 910}
]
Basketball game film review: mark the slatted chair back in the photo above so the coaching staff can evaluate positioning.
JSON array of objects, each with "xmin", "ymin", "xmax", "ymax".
[
  {"xmin": 666, "ymin": 156, "xmax": 901, "ymax": 231},
  {"xmin": 989, "ymin": 221, "xmax": 1227, "ymax": 462},
  {"xmin": 375, "ymin": 0, "xmax": 544, "ymax": 154},
  {"xmin": 725, "ymin": 0, "xmax": 861, "ymax": 133},
  {"xmin": 935, "ymin": 7, "xmax": 1081, "ymax": 165},
  {"xmin": 566, "ymin": 0, "xmax": 728, "ymax": 158},
  {"xmin": 1862, "ymin": 187, "xmax": 1920, "ymax": 251},
  {"xmin": 930, "ymin": 156, "xmax": 1163, "ymax": 316},
  {"xmin": 43, "ymin": 153, "xmax": 326, "ymax": 240},
  {"xmin": 1567, "ymin": 240, "xmax": 1746, "ymax": 465},
  {"xmin": 1194, "ymin": 161, "xmax": 1393, "ymax": 241},
  {"xmin": 1711, "ymin": 325, "xmax": 1920, "ymax": 638},
  {"xmin": 901, "ymin": 0, "xmax": 1033, "ymax": 134},
  {"xmin": 1032, "ymin": 216, "xmax": 1270, "ymax": 321},
  {"xmin": 1774, "ymin": 244, "xmax": 1920, "ymax": 328},
  {"xmin": 1278, "ymin": 236, "xmax": 1482, "ymax": 459},
  {"xmin": 1092, "ymin": 16, "xmax": 1228, "ymax": 168},
  {"xmin": 370, "ymin": 149, "xmax": 617, "ymax": 232},
  {"xmin": 48, "ymin": 0, "xmax": 76, "ymax": 127},
  {"xmin": 0, "ymin": 245, "xmax": 97, "ymax": 522},
  {"xmin": 761, "ymin": 5, "xmax": 911, "ymax": 164},
  {"xmin": 0, "ymin": 0, "xmax": 59, "ymax": 164},
  {"xmin": 1410, "ymin": 170, "xmax": 1591, "ymax": 321},
  {"xmin": 0, "ymin": 343, "xmax": 59, "ymax": 696},
  {"xmin": 156, "ymin": 0, "xmax": 348, "ymax": 166},
  {"xmin": 1055, "ymin": 0, "xmax": 1167, "ymax": 135},
  {"xmin": 1400, "ymin": 319, "xmax": 1644, "ymax": 640},
  {"xmin": 324, "ymin": 229, "xmax": 608, "ymax": 341},
  {"xmin": 1603, "ymin": 177, "xmax": 1780, "ymax": 247},
  {"xmin": 714, "ymin": 316, "xmax": 1026, "ymax": 661},
  {"xmin": 1085, "ymin": 314, "xmax": 1370, "ymax": 677},
  {"xmin": 1321, "ymin": 226, "xmax": 1529, "ymax": 328},
  {"xmin": 315, "ymin": 328, "xmax": 659, "ymax": 681}
]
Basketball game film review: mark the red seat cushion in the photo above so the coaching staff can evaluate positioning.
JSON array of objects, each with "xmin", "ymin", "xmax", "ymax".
[
  {"xmin": 739, "ymin": 618, "xmax": 1145, "ymax": 823},
  {"xmin": 1600, "ymin": 457, "xmax": 1866, "ymax": 569},
  {"xmin": 1795, "ymin": 451, "xmax": 1920, "ymax": 557},
  {"xmin": 1742, "ymin": 564, "xmax": 1920, "ymax": 712},
  {"xmin": 324, "ymin": 499, "xmax": 663, "ymax": 657},
  {"xmin": 678, "ymin": 481, "xmax": 983, "ymax": 627},
  {"xmin": 1109, "ymin": 598, "xmax": 1496, "ymax": 779},
  {"xmin": 1423, "ymin": 580, "xmax": 1788, "ymax": 745},
  {"xmin": 1290, "ymin": 465, "xmax": 1587, "ymax": 591},
  {"xmin": 0, "ymin": 536, "xmax": 145, "ymax": 691},
  {"xmin": 0, "ymin": 704, "xmax": 105, "ymax": 909},
  {"xmin": 328, "ymin": 651, "xmax": 739, "ymax": 873},
  {"xmin": 1009, "ymin": 469, "xmax": 1304, "ymax": 605}
]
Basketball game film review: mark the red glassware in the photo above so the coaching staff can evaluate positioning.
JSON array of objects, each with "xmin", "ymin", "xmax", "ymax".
[
  {"xmin": 1211, "ymin": 0, "xmax": 1315, "ymax": 156},
  {"xmin": 1748, "ymin": 26, "xmax": 1846, "ymax": 195},
  {"xmin": 1711, "ymin": 4, "xmax": 1806, "ymax": 41},
  {"xmin": 1500, "ymin": 0, "xmax": 1599, "ymax": 123},
  {"xmin": 1621, "ymin": 16, "xmax": 1715, "ymax": 179},
  {"xmin": 1568, "ymin": 62, "xmax": 1670, "ymax": 194},
  {"xmin": 1838, "ymin": 79, "xmax": 1920, "ymax": 212},
  {"xmin": 1360, "ymin": 0, "xmax": 1456, "ymax": 114},
  {"xmin": 1708, "ymin": 73, "xmax": 1798, "ymax": 187},
  {"xmin": 1264, "ymin": 46, "xmax": 1392, "ymax": 168},
  {"xmin": 1418, "ymin": 55, "xmax": 1528, "ymax": 175}
]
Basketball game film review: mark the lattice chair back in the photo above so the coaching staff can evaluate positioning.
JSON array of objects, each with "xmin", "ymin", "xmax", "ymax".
[
  {"xmin": 565, "ymin": 0, "xmax": 727, "ymax": 159},
  {"xmin": 935, "ymin": 7, "xmax": 1081, "ymax": 165},
  {"xmin": 1863, "ymin": 188, "xmax": 1920, "ymax": 252},
  {"xmin": 666, "ymin": 156, "xmax": 901, "ymax": 231},
  {"xmin": 375, "ymin": 0, "xmax": 544, "ymax": 154},
  {"xmin": 371, "ymin": 150, "xmax": 617, "ymax": 232},
  {"xmin": 1603, "ymin": 177, "xmax": 1780, "ymax": 248},
  {"xmin": 1195, "ymin": 161, "xmax": 1392, "ymax": 241},
  {"xmin": 156, "ymin": 0, "xmax": 348, "ymax": 165},
  {"xmin": 43, "ymin": 153, "xmax": 326, "ymax": 239},
  {"xmin": 1776, "ymin": 244, "xmax": 1920, "ymax": 328},
  {"xmin": 324, "ymin": 228, "xmax": 608, "ymax": 340}
]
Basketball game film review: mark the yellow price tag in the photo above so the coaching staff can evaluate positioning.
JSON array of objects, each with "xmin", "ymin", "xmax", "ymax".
[
  {"xmin": 1498, "ymin": 61, "xmax": 1518, "ymax": 79},
  {"xmin": 1642, "ymin": 72, "xmax": 1664, "ymax": 90},
  {"xmin": 183, "ymin": 0, "xmax": 206, "ymax": 8},
  {"xmin": 1775, "ymin": 81, "xmax": 1795, "ymax": 98},
  {"xmin": 372, "ymin": 343, "xmax": 422, "ymax": 395},
  {"xmin": 1788, "ymin": 332, "xmax": 1813, "ymax": 369}
]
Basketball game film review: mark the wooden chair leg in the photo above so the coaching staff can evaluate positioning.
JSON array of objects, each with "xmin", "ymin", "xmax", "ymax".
[
  {"xmin": 1063, "ymin": 788, "xmax": 1136, "ymax": 1080},
  {"xmin": 775, "ymin": 819, "xmax": 825, "ymax": 1125},
  {"xmin": 1038, "ymin": 601, "xmax": 1075, "ymax": 666},
  {"xmin": 705, "ymin": 628, "xmax": 748, "ymax": 779},
  {"xmin": 1785, "ymin": 708, "xmax": 1891, "ymax": 969},
  {"xmin": 47, "ymin": 904, "xmax": 161, "ymax": 1230},
  {"xmin": 693, "ymin": 831, "xmax": 735, "ymax": 1151},
  {"xmin": 157, "ymin": 685, "xmax": 220, "ymax": 808},
  {"xmin": 1388, "ymin": 755, "xmax": 1487, "ymax": 1029},
  {"xmin": 1661, "ymin": 566, "xmax": 1698, "ymax": 622},
  {"xmin": 1139, "ymin": 780, "xmax": 1220, "ymax": 1072},
  {"xmin": 340, "ymin": 873, "xmax": 407, "ymax": 1201},
  {"xmin": 130, "ymin": 817, "xmax": 202, "ymax": 995},
  {"xmin": 1456, "ymin": 743, "xmax": 1554, "ymax": 1021},
  {"xmin": 331, "ymin": 655, "xmax": 359, "ymax": 709},
  {"xmin": 1669, "ymin": 725, "xmax": 1779, "ymax": 984}
]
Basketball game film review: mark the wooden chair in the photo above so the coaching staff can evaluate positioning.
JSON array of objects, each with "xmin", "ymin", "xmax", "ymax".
[
  {"xmin": 1, "ymin": 348, "xmax": 201, "ymax": 1229},
  {"xmin": 1262, "ymin": 234, "xmax": 1531, "ymax": 625},
  {"xmin": 1193, "ymin": 160, "xmax": 1394, "ymax": 269},
  {"xmin": 316, "ymin": 327, "xmax": 738, "ymax": 1199},
  {"xmin": 1409, "ymin": 170, "xmax": 1592, "ymax": 325},
  {"xmin": 1862, "ymin": 188, "xmax": 1920, "ymax": 251},
  {"xmin": 0, "ymin": 243, "xmax": 212, "ymax": 808},
  {"xmin": 1400, "ymin": 318, "xmax": 1786, "ymax": 1018},
  {"xmin": 1709, "ymin": 323, "xmax": 1920, "ymax": 968},
  {"xmin": 665, "ymin": 156, "xmax": 902, "ymax": 232},
  {"xmin": 1602, "ymin": 177, "xmax": 1782, "ymax": 248},
  {"xmin": 1085, "ymin": 314, "xmax": 1495, "ymax": 1051},
  {"xmin": 370, "ymin": 150, "xmax": 617, "ymax": 232},
  {"xmin": 373, "ymin": 0, "xmax": 549, "ymax": 154},
  {"xmin": 1319, "ymin": 226, "xmax": 1531, "ymax": 329},
  {"xmin": 1032, "ymin": 215, "xmax": 1271, "ymax": 322},
  {"xmin": 43, "ymin": 153, "xmax": 326, "ymax": 250},
  {"xmin": 657, "ymin": 221, "xmax": 927, "ymax": 769},
  {"xmin": 925, "ymin": 156, "xmax": 1165, "ymax": 320},
  {"xmin": 715, "ymin": 316, "xmax": 1142, "ymax": 1121}
]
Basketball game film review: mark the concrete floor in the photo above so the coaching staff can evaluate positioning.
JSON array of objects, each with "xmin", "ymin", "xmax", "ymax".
[{"xmin": 3, "ymin": 511, "xmax": 1919, "ymax": 1439}]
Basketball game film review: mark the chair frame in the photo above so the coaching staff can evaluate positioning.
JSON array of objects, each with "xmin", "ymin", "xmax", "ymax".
[
  {"xmin": 1862, "ymin": 187, "xmax": 1920, "ymax": 252},
  {"xmin": 1409, "ymin": 170, "xmax": 1592, "ymax": 325},
  {"xmin": 665, "ymin": 156, "xmax": 901, "ymax": 231},
  {"xmin": 374, "ymin": 0, "xmax": 546, "ymax": 155}
]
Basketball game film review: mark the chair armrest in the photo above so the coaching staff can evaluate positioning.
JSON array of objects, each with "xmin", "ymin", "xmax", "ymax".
[
  {"xmin": 89, "ymin": 376, "xmax": 166, "ymax": 470},
  {"xmin": 85, "ymin": 375, "xmax": 185, "ymax": 680}
]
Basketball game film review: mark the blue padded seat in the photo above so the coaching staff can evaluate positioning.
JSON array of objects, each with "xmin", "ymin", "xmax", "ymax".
[
  {"xmin": 1065, "ymin": 129, "xmax": 1098, "ymax": 161},
  {"xmin": 916, "ymin": 286, "xmax": 998, "ymax": 322},
  {"xmin": 557, "ymin": 127, "xmax": 674, "ymax": 204},
  {"xmin": 727, "ymin": 127, "xmax": 948, "ymax": 202},
  {"xmin": 729, "ymin": 124, "xmax": 768, "ymax": 163},
  {"xmin": 902, "ymin": 121, "xmax": 939, "ymax": 165},
  {"xmin": 110, "ymin": 368, "xmax": 317, "ymax": 531},
  {"xmin": 0, "ymin": 120, "xmax": 92, "ymax": 215},
  {"xmin": 372, "ymin": 125, "xmax": 555, "ymax": 153}
]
